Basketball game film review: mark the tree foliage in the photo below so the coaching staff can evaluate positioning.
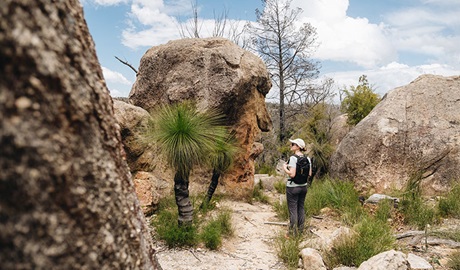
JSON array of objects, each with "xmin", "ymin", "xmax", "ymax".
[
  {"xmin": 247, "ymin": 0, "xmax": 322, "ymax": 142},
  {"xmin": 340, "ymin": 75, "xmax": 380, "ymax": 126}
]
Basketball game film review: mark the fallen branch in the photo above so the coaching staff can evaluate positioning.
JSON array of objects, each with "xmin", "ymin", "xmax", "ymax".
[
  {"xmin": 394, "ymin": 230, "xmax": 425, "ymax": 240},
  {"xmin": 264, "ymin": 221, "xmax": 288, "ymax": 226},
  {"xmin": 189, "ymin": 249, "xmax": 201, "ymax": 262}
]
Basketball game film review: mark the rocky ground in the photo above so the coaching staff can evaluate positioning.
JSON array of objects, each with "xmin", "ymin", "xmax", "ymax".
[{"xmin": 151, "ymin": 189, "xmax": 459, "ymax": 270}]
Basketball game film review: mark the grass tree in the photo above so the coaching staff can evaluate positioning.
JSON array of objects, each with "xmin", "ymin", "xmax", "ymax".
[
  {"xmin": 141, "ymin": 102, "xmax": 229, "ymax": 226},
  {"xmin": 201, "ymin": 135, "xmax": 239, "ymax": 209}
]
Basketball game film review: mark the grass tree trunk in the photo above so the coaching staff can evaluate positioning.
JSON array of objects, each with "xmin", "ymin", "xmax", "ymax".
[
  {"xmin": 174, "ymin": 171, "xmax": 194, "ymax": 225},
  {"xmin": 201, "ymin": 169, "xmax": 221, "ymax": 208}
]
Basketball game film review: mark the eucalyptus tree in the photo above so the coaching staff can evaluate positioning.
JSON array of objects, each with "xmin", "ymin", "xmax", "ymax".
[
  {"xmin": 247, "ymin": 0, "xmax": 321, "ymax": 142},
  {"xmin": 141, "ymin": 102, "xmax": 229, "ymax": 225}
]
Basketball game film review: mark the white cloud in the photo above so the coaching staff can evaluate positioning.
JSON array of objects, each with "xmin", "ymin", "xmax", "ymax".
[
  {"xmin": 121, "ymin": 0, "xmax": 187, "ymax": 49},
  {"xmin": 287, "ymin": 0, "xmax": 396, "ymax": 69},
  {"xmin": 102, "ymin": 66, "xmax": 132, "ymax": 85},
  {"xmin": 383, "ymin": 2, "xmax": 460, "ymax": 66},
  {"xmin": 108, "ymin": 88, "xmax": 123, "ymax": 97},
  {"xmin": 324, "ymin": 62, "xmax": 460, "ymax": 103}
]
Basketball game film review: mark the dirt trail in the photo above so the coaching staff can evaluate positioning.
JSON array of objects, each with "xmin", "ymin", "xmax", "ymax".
[
  {"xmin": 154, "ymin": 199, "xmax": 287, "ymax": 270},
  {"xmin": 152, "ymin": 194, "xmax": 460, "ymax": 270}
]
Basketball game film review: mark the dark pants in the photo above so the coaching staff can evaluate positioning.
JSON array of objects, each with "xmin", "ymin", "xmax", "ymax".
[{"xmin": 286, "ymin": 185, "xmax": 308, "ymax": 235}]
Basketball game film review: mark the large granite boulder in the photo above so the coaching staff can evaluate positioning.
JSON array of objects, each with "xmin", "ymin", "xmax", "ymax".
[
  {"xmin": 128, "ymin": 37, "xmax": 272, "ymax": 198},
  {"xmin": 330, "ymin": 75, "xmax": 460, "ymax": 195},
  {"xmin": 113, "ymin": 99, "xmax": 154, "ymax": 172},
  {"xmin": 0, "ymin": 1, "xmax": 159, "ymax": 269},
  {"xmin": 330, "ymin": 113, "xmax": 351, "ymax": 149}
]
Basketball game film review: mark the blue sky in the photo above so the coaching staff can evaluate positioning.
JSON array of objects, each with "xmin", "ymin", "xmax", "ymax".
[{"xmin": 82, "ymin": 0, "xmax": 460, "ymax": 100}]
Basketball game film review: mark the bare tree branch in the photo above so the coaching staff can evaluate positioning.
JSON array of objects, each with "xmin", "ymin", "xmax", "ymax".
[
  {"xmin": 176, "ymin": 1, "xmax": 249, "ymax": 48},
  {"xmin": 115, "ymin": 56, "xmax": 138, "ymax": 74}
]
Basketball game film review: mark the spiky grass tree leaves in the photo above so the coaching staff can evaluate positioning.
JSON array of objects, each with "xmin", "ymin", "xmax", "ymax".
[
  {"xmin": 141, "ymin": 102, "xmax": 229, "ymax": 225},
  {"xmin": 201, "ymin": 135, "xmax": 239, "ymax": 208}
]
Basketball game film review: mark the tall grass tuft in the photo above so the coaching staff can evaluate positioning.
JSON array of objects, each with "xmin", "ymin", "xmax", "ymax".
[
  {"xmin": 273, "ymin": 198, "xmax": 289, "ymax": 221},
  {"xmin": 400, "ymin": 196, "xmax": 439, "ymax": 229},
  {"xmin": 305, "ymin": 178, "xmax": 364, "ymax": 225},
  {"xmin": 274, "ymin": 232, "xmax": 302, "ymax": 269},
  {"xmin": 400, "ymin": 171, "xmax": 439, "ymax": 229},
  {"xmin": 325, "ymin": 216, "xmax": 395, "ymax": 268},
  {"xmin": 438, "ymin": 183, "xmax": 460, "ymax": 218},
  {"xmin": 274, "ymin": 180, "xmax": 286, "ymax": 194},
  {"xmin": 375, "ymin": 199, "xmax": 393, "ymax": 223},
  {"xmin": 200, "ymin": 209, "xmax": 234, "ymax": 250}
]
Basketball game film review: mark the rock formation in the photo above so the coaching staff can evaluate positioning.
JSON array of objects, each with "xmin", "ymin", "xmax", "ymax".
[
  {"xmin": 0, "ymin": 1, "xmax": 159, "ymax": 269},
  {"xmin": 128, "ymin": 37, "xmax": 272, "ymax": 198},
  {"xmin": 330, "ymin": 113, "xmax": 350, "ymax": 148},
  {"xmin": 113, "ymin": 99, "xmax": 153, "ymax": 172},
  {"xmin": 330, "ymin": 75, "xmax": 460, "ymax": 194}
]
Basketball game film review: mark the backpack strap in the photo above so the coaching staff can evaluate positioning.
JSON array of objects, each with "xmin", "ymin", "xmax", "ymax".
[{"xmin": 307, "ymin": 157, "xmax": 312, "ymax": 177}]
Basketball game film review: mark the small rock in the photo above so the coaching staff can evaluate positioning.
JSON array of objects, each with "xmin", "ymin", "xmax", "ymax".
[{"xmin": 407, "ymin": 253, "xmax": 433, "ymax": 270}]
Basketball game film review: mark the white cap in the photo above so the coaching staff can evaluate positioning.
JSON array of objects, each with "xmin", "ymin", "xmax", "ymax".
[{"xmin": 289, "ymin": 138, "xmax": 306, "ymax": 150}]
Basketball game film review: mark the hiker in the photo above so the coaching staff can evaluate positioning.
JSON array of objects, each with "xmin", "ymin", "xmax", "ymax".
[{"xmin": 282, "ymin": 138, "xmax": 311, "ymax": 237}]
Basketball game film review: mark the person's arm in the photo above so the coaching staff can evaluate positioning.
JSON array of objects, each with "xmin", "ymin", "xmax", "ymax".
[{"xmin": 283, "ymin": 157, "xmax": 296, "ymax": 178}]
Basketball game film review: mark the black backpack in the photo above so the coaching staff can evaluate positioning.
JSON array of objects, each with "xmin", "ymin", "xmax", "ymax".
[{"xmin": 291, "ymin": 155, "xmax": 312, "ymax": 185}]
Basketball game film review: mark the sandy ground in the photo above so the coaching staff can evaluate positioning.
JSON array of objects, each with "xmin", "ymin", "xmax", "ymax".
[{"xmin": 153, "ymin": 198, "xmax": 288, "ymax": 270}]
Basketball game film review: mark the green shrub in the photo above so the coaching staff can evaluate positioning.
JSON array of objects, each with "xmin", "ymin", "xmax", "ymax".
[
  {"xmin": 255, "ymin": 162, "xmax": 277, "ymax": 175},
  {"xmin": 325, "ymin": 217, "xmax": 395, "ymax": 267},
  {"xmin": 340, "ymin": 75, "xmax": 380, "ymax": 126},
  {"xmin": 152, "ymin": 210, "xmax": 199, "ymax": 247},
  {"xmin": 447, "ymin": 251, "xmax": 460, "ymax": 270},
  {"xmin": 201, "ymin": 221, "xmax": 222, "ymax": 249},
  {"xmin": 438, "ymin": 183, "xmax": 460, "ymax": 218},
  {"xmin": 274, "ymin": 232, "xmax": 302, "ymax": 269}
]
